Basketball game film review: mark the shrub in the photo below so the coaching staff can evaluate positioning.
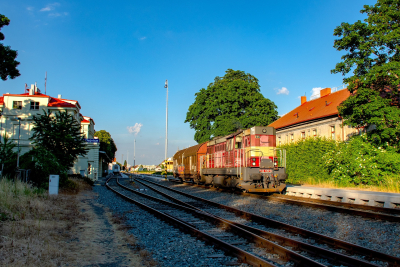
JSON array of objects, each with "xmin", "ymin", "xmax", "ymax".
[
  {"xmin": 280, "ymin": 137, "xmax": 337, "ymax": 184},
  {"xmin": 324, "ymin": 135, "xmax": 400, "ymax": 185},
  {"xmin": 20, "ymin": 147, "xmax": 65, "ymax": 189}
]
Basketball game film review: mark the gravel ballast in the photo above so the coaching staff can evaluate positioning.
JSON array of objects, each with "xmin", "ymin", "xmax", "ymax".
[
  {"xmin": 141, "ymin": 176, "xmax": 400, "ymax": 260},
  {"xmin": 94, "ymin": 178, "xmax": 250, "ymax": 267}
]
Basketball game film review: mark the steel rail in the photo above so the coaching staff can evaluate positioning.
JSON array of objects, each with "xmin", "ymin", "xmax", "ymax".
[
  {"xmin": 105, "ymin": 177, "xmax": 277, "ymax": 267},
  {"xmin": 112, "ymin": 177, "xmax": 326, "ymax": 267},
  {"xmin": 133, "ymin": 177, "xmax": 380, "ymax": 267},
  {"xmin": 136, "ymin": 175, "xmax": 400, "ymax": 267},
  {"xmin": 160, "ymin": 174, "xmax": 400, "ymax": 222},
  {"xmin": 268, "ymin": 194, "xmax": 400, "ymax": 216}
]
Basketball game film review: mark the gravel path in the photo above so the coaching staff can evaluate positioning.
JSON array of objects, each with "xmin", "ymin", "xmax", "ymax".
[{"xmin": 141, "ymin": 176, "xmax": 400, "ymax": 260}]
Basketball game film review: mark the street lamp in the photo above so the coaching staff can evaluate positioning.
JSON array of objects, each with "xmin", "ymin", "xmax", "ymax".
[
  {"xmin": 10, "ymin": 117, "xmax": 22, "ymax": 179},
  {"xmin": 164, "ymin": 79, "xmax": 168, "ymax": 180},
  {"xmin": 16, "ymin": 117, "xmax": 21, "ymax": 169}
]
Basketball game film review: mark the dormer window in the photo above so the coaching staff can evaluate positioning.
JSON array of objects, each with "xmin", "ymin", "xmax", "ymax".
[{"xmin": 30, "ymin": 101, "xmax": 39, "ymax": 110}]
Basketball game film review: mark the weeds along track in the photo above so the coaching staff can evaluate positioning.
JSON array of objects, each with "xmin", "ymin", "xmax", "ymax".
[{"xmin": 130, "ymin": 175, "xmax": 400, "ymax": 267}]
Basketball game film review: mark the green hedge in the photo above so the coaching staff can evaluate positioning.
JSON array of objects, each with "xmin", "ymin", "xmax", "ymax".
[
  {"xmin": 280, "ymin": 137, "xmax": 337, "ymax": 184},
  {"xmin": 280, "ymin": 135, "xmax": 400, "ymax": 186}
]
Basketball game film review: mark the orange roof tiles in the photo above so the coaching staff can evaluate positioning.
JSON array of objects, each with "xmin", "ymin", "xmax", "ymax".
[
  {"xmin": 269, "ymin": 88, "xmax": 351, "ymax": 129},
  {"xmin": 2, "ymin": 92, "xmax": 80, "ymax": 109},
  {"xmin": 48, "ymin": 97, "xmax": 76, "ymax": 108}
]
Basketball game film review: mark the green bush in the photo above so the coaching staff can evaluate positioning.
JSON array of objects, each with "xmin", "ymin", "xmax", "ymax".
[
  {"xmin": 280, "ymin": 137, "xmax": 337, "ymax": 184},
  {"xmin": 20, "ymin": 147, "xmax": 66, "ymax": 189},
  {"xmin": 281, "ymin": 135, "xmax": 400, "ymax": 187},
  {"xmin": 324, "ymin": 135, "xmax": 400, "ymax": 185}
]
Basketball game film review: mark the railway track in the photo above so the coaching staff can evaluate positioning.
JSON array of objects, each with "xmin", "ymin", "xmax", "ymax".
[
  {"xmin": 134, "ymin": 175, "xmax": 400, "ymax": 266},
  {"xmin": 146, "ymin": 174, "xmax": 400, "ymax": 223},
  {"xmin": 110, "ymin": 174, "xmax": 400, "ymax": 266}
]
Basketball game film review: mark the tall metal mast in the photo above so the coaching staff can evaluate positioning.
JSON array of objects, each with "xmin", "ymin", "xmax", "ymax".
[
  {"xmin": 164, "ymin": 80, "xmax": 168, "ymax": 179},
  {"xmin": 134, "ymin": 139, "xmax": 136, "ymax": 168}
]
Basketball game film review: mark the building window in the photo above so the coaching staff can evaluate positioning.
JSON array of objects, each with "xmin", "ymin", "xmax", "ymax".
[
  {"xmin": 331, "ymin": 126, "xmax": 335, "ymax": 139},
  {"xmin": 290, "ymin": 134, "xmax": 294, "ymax": 143},
  {"xmin": 301, "ymin": 132, "xmax": 305, "ymax": 140},
  {"xmin": 278, "ymin": 136, "xmax": 281, "ymax": 146},
  {"xmin": 313, "ymin": 129, "xmax": 317, "ymax": 137},
  {"xmin": 30, "ymin": 101, "xmax": 39, "ymax": 110},
  {"xmin": 13, "ymin": 101, "xmax": 22, "ymax": 109}
]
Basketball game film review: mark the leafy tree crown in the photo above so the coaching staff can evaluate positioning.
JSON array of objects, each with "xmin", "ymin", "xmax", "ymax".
[{"xmin": 185, "ymin": 69, "xmax": 278, "ymax": 143}]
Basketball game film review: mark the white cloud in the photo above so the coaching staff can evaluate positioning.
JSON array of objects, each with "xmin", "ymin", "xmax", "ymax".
[
  {"xmin": 155, "ymin": 143, "xmax": 159, "ymax": 145},
  {"xmin": 310, "ymin": 87, "xmax": 323, "ymax": 100},
  {"xmin": 49, "ymin": 12, "xmax": 68, "ymax": 17},
  {"xmin": 139, "ymin": 37, "xmax": 147, "ymax": 40},
  {"xmin": 26, "ymin": 7, "xmax": 34, "ymax": 11},
  {"xmin": 40, "ymin": 3, "xmax": 60, "ymax": 12},
  {"xmin": 276, "ymin": 87, "xmax": 289, "ymax": 95},
  {"xmin": 127, "ymin": 123, "xmax": 143, "ymax": 136}
]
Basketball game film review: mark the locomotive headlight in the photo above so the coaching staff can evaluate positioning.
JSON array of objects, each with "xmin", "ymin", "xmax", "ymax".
[
  {"xmin": 252, "ymin": 162, "xmax": 256, "ymax": 166},
  {"xmin": 252, "ymin": 158, "xmax": 256, "ymax": 162}
]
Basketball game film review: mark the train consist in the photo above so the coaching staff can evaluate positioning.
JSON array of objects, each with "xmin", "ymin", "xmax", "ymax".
[
  {"xmin": 112, "ymin": 164, "xmax": 121, "ymax": 175},
  {"xmin": 173, "ymin": 126, "xmax": 287, "ymax": 193}
]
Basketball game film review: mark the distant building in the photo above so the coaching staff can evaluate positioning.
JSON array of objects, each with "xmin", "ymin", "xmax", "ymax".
[
  {"xmin": 269, "ymin": 88, "xmax": 360, "ymax": 145},
  {"xmin": 161, "ymin": 158, "xmax": 173, "ymax": 172},
  {"xmin": 0, "ymin": 84, "xmax": 100, "ymax": 180}
]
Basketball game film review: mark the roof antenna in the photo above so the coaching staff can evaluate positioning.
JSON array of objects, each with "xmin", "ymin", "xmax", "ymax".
[{"xmin": 45, "ymin": 71, "xmax": 47, "ymax": 95}]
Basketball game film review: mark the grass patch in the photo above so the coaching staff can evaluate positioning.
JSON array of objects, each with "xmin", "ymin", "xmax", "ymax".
[{"xmin": 0, "ymin": 178, "xmax": 154, "ymax": 266}]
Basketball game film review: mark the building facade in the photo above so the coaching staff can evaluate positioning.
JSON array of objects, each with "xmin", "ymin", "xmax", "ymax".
[
  {"xmin": 0, "ymin": 84, "xmax": 100, "ymax": 180},
  {"xmin": 269, "ymin": 88, "xmax": 360, "ymax": 145}
]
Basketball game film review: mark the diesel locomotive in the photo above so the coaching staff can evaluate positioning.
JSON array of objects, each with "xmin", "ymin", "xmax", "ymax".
[{"xmin": 173, "ymin": 126, "xmax": 287, "ymax": 193}]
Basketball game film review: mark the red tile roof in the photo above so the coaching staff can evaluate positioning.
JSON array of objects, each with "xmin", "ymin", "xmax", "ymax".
[
  {"xmin": 81, "ymin": 116, "xmax": 95, "ymax": 125},
  {"xmin": 2, "ymin": 92, "xmax": 80, "ymax": 108},
  {"xmin": 269, "ymin": 88, "xmax": 351, "ymax": 129}
]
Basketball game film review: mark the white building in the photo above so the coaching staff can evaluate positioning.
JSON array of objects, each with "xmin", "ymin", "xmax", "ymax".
[
  {"xmin": 269, "ymin": 88, "xmax": 360, "ymax": 145},
  {"xmin": 0, "ymin": 84, "xmax": 100, "ymax": 180}
]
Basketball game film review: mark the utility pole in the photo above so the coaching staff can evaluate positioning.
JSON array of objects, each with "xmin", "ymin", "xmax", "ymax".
[
  {"xmin": 134, "ymin": 139, "xmax": 136, "ymax": 168},
  {"xmin": 164, "ymin": 80, "xmax": 168, "ymax": 180}
]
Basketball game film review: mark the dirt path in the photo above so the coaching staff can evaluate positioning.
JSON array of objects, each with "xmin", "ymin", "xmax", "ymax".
[
  {"xmin": 0, "ymin": 182, "xmax": 154, "ymax": 267},
  {"xmin": 67, "ymin": 190, "xmax": 144, "ymax": 266}
]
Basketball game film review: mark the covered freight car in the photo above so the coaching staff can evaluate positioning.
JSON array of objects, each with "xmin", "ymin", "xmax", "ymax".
[{"xmin": 173, "ymin": 142, "xmax": 207, "ymax": 181}]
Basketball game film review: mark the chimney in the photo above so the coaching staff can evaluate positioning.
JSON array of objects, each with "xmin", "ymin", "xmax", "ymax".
[
  {"xmin": 29, "ymin": 89, "xmax": 34, "ymax": 95},
  {"xmin": 320, "ymin": 88, "xmax": 331, "ymax": 97},
  {"xmin": 301, "ymin": 96, "xmax": 307, "ymax": 105},
  {"xmin": 58, "ymin": 94, "xmax": 62, "ymax": 99}
]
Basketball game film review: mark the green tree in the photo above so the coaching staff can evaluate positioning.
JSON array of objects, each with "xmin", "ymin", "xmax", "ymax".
[
  {"xmin": 185, "ymin": 69, "xmax": 278, "ymax": 143},
  {"xmin": 94, "ymin": 130, "xmax": 117, "ymax": 163},
  {"xmin": 0, "ymin": 14, "xmax": 20, "ymax": 80},
  {"xmin": 20, "ymin": 147, "xmax": 63, "ymax": 188},
  {"xmin": 0, "ymin": 134, "xmax": 17, "ymax": 176},
  {"xmin": 124, "ymin": 160, "xmax": 127, "ymax": 167},
  {"xmin": 30, "ymin": 110, "xmax": 88, "ymax": 171},
  {"xmin": 331, "ymin": 0, "xmax": 400, "ymax": 148}
]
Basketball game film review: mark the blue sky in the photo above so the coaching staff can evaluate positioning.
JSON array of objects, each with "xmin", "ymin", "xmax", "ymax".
[{"xmin": 1, "ymin": 0, "xmax": 376, "ymax": 165}]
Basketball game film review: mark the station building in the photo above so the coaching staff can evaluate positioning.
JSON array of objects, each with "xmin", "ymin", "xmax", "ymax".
[
  {"xmin": 0, "ymin": 84, "xmax": 100, "ymax": 180},
  {"xmin": 269, "ymin": 87, "xmax": 360, "ymax": 145}
]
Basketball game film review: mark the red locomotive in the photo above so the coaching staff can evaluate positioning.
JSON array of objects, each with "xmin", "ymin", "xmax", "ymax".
[{"xmin": 173, "ymin": 126, "xmax": 287, "ymax": 193}]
